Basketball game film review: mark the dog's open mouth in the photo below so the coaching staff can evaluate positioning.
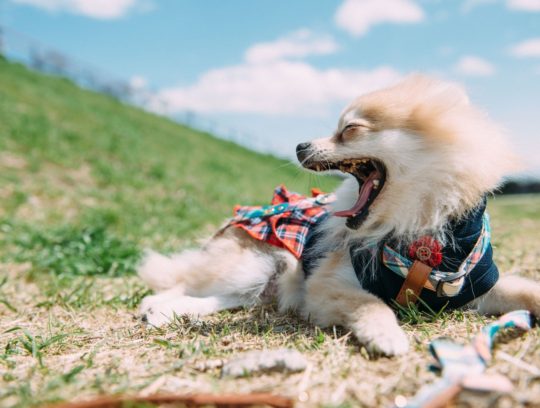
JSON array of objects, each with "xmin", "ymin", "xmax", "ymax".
[{"xmin": 304, "ymin": 158, "xmax": 387, "ymax": 229}]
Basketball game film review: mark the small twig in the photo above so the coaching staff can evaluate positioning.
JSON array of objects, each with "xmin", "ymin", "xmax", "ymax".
[
  {"xmin": 497, "ymin": 351, "xmax": 540, "ymax": 377},
  {"xmin": 138, "ymin": 376, "xmax": 168, "ymax": 397},
  {"xmin": 330, "ymin": 382, "xmax": 347, "ymax": 405},
  {"xmin": 515, "ymin": 337, "xmax": 531, "ymax": 360},
  {"xmin": 297, "ymin": 362, "xmax": 313, "ymax": 402},
  {"xmin": 336, "ymin": 331, "xmax": 352, "ymax": 345}
]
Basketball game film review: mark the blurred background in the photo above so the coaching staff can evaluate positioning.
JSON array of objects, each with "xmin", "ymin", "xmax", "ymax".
[{"xmin": 2, "ymin": 0, "xmax": 539, "ymax": 182}]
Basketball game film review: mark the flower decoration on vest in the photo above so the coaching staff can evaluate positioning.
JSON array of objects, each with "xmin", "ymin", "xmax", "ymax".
[{"xmin": 408, "ymin": 236, "xmax": 443, "ymax": 268}]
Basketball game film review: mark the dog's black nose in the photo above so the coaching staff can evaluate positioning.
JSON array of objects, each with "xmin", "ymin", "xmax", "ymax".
[{"xmin": 296, "ymin": 142, "xmax": 312, "ymax": 164}]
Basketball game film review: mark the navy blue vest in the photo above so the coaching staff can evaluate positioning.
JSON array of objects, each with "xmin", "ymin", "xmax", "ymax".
[{"xmin": 302, "ymin": 200, "xmax": 499, "ymax": 310}]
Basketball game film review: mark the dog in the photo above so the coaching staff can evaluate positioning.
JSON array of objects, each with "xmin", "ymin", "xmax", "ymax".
[{"xmin": 138, "ymin": 75, "xmax": 540, "ymax": 356}]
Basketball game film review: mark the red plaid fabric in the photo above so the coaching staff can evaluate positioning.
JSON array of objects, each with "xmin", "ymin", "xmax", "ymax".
[{"xmin": 230, "ymin": 185, "xmax": 333, "ymax": 258}]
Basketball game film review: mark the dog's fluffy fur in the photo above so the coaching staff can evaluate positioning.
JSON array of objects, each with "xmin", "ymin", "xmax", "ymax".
[{"xmin": 138, "ymin": 75, "xmax": 540, "ymax": 356}]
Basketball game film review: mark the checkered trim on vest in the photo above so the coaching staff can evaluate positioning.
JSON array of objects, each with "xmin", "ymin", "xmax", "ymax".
[{"xmin": 229, "ymin": 185, "xmax": 334, "ymax": 258}]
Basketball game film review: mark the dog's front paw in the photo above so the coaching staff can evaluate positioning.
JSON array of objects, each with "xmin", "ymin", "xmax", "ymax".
[
  {"xmin": 365, "ymin": 327, "xmax": 409, "ymax": 356},
  {"xmin": 353, "ymin": 320, "xmax": 409, "ymax": 357}
]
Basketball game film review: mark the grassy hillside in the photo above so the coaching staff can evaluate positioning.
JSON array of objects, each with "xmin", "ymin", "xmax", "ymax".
[
  {"xmin": 1, "ymin": 58, "xmax": 539, "ymax": 408},
  {"xmin": 0, "ymin": 58, "xmax": 335, "ymax": 256}
]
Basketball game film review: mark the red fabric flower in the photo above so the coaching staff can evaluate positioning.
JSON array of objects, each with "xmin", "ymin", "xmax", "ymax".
[{"xmin": 408, "ymin": 236, "xmax": 443, "ymax": 267}]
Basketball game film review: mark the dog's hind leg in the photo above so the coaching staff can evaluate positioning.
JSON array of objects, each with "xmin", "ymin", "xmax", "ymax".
[
  {"xmin": 138, "ymin": 248, "xmax": 211, "ymax": 293},
  {"xmin": 140, "ymin": 287, "xmax": 246, "ymax": 326},
  {"xmin": 470, "ymin": 275, "xmax": 540, "ymax": 316},
  {"xmin": 138, "ymin": 227, "xmax": 297, "ymax": 326},
  {"xmin": 138, "ymin": 226, "xmax": 273, "ymax": 293}
]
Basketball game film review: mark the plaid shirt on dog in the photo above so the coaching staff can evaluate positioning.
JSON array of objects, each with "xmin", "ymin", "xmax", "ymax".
[{"xmin": 229, "ymin": 185, "xmax": 334, "ymax": 258}]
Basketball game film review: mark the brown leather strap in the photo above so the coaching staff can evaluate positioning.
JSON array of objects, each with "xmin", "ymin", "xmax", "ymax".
[{"xmin": 395, "ymin": 260, "xmax": 432, "ymax": 306}]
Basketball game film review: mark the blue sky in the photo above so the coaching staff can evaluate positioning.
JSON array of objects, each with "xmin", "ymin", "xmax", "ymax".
[{"xmin": 3, "ymin": 0, "xmax": 540, "ymax": 175}]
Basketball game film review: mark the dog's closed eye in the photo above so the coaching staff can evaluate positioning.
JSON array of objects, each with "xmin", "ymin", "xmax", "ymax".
[{"xmin": 338, "ymin": 121, "xmax": 371, "ymax": 142}]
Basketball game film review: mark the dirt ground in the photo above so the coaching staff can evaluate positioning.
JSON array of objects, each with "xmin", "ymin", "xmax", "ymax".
[{"xmin": 1, "ymin": 194, "xmax": 540, "ymax": 408}]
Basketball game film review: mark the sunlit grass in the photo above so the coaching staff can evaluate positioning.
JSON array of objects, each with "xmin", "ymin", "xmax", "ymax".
[{"xmin": 1, "ymin": 58, "xmax": 539, "ymax": 408}]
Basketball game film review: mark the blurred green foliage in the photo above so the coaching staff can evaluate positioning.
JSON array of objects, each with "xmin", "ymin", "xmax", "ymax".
[{"xmin": 0, "ymin": 60, "xmax": 337, "ymax": 282}]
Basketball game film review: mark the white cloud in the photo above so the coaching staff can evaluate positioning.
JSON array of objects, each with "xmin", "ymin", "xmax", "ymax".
[
  {"xmin": 461, "ymin": 0, "xmax": 498, "ymax": 13},
  {"xmin": 461, "ymin": 0, "xmax": 540, "ymax": 12},
  {"xmin": 151, "ymin": 61, "xmax": 400, "ymax": 116},
  {"xmin": 11, "ymin": 0, "xmax": 144, "ymax": 19},
  {"xmin": 129, "ymin": 75, "xmax": 147, "ymax": 90},
  {"xmin": 510, "ymin": 38, "xmax": 540, "ymax": 57},
  {"xmin": 334, "ymin": 0, "xmax": 425, "ymax": 37},
  {"xmin": 507, "ymin": 0, "xmax": 540, "ymax": 11},
  {"xmin": 454, "ymin": 56, "xmax": 496, "ymax": 76},
  {"xmin": 245, "ymin": 29, "xmax": 339, "ymax": 63},
  {"xmin": 150, "ymin": 31, "xmax": 401, "ymax": 116}
]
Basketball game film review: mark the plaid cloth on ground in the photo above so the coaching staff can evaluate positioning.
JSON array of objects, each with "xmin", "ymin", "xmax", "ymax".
[
  {"xmin": 229, "ymin": 185, "xmax": 335, "ymax": 258},
  {"xmin": 400, "ymin": 310, "xmax": 532, "ymax": 408}
]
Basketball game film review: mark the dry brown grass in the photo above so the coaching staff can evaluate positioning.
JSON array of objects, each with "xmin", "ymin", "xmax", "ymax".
[{"xmin": 1, "ymin": 195, "xmax": 540, "ymax": 408}]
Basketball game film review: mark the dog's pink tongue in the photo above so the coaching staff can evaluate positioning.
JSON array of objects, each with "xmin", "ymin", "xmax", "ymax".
[{"xmin": 334, "ymin": 173, "xmax": 377, "ymax": 217}]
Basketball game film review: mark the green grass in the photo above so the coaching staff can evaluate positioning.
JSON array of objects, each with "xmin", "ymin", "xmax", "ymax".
[
  {"xmin": 1, "ymin": 58, "xmax": 539, "ymax": 408},
  {"xmin": 0, "ymin": 57, "xmax": 335, "ymax": 244},
  {"xmin": 0, "ymin": 57, "xmax": 336, "ymax": 271}
]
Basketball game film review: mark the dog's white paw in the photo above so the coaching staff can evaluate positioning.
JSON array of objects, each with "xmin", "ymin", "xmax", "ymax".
[
  {"xmin": 139, "ymin": 294, "xmax": 175, "ymax": 326},
  {"xmin": 353, "ymin": 322, "xmax": 409, "ymax": 356},
  {"xmin": 139, "ymin": 293, "xmax": 220, "ymax": 327},
  {"xmin": 141, "ymin": 306, "xmax": 175, "ymax": 327}
]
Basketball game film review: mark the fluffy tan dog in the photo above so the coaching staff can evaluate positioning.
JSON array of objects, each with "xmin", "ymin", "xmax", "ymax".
[{"xmin": 138, "ymin": 75, "xmax": 540, "ymax": 356}]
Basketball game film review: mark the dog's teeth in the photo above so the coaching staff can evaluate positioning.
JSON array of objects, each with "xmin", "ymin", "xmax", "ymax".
[{"xmin": 373, "ymin": 179, "xmax": 380, "ymax": 188}]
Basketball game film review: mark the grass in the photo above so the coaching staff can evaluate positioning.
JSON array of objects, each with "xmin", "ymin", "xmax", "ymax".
[
  {"xmin": 0, "ymin": 57, "xmax": 336, "ymax": 250},
  {"xmin": 0, "ymin": 58, "xmax": 539, "ymax": 407}
]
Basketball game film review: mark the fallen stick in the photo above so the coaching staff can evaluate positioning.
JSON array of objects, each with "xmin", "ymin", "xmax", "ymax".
[{"xmin": 45, "ymin": 393, "xmax": 294, "ymax": 408}]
